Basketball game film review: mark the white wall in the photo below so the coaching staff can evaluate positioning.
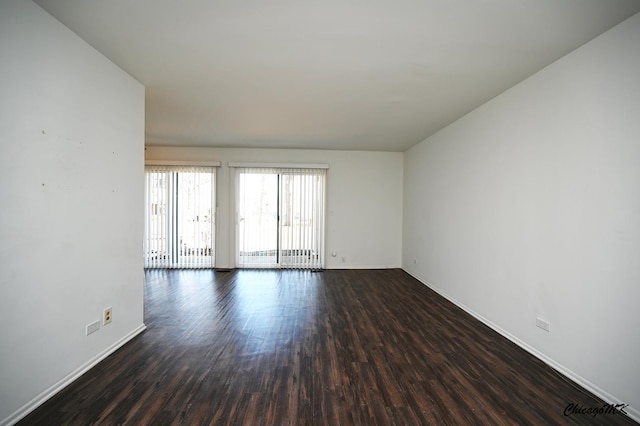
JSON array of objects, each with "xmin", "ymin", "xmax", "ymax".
[
  {"xmin": 403, "ymin": 13, "xmax": 640, "ymax": 419},
  {"xmin": 145, "ymin": 146, "xmax": 403, "ymax": 269},
  {"xmin": 0, "ymin": 1, "xmax": 145, "ymax": 424}
]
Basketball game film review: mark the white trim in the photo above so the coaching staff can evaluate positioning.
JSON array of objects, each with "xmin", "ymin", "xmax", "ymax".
[
  {"xmin": 327, "ymin": 264, "xmax": 401, "ymax": 270},
  {"xmin": 1, "ymin": 324, "xmax": 147, "ymax": 426},
  {"xmin": 228, "ymin": 162, "xmax": 329, "ymax": 169},
  {"xmin": 404, "ymin": 270, "xmax": 640, "ymax": 424},
  {"xmin": 145, "ymin": 160, "xmax": 221, "ymax": 167}
]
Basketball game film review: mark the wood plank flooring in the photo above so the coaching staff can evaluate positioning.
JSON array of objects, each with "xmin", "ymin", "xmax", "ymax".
[{"xmin": 19, "ymin": 269, "xmax": 636, "ymax": 425}]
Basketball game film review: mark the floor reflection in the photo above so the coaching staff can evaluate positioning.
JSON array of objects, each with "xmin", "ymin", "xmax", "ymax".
[
  {"xmin": 144, "ymin": 268, "xmax": 320, "ymax": 355},
  {"xmin": 229, "ymin": 270, "xmax": 320, "ymax": 355}
]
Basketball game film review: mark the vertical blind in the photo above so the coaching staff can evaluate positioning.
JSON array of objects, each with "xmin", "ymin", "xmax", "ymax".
[
  {"xmin": 237, "ymin": 167, "xmax": 326, "ymax": 270},
  {"xmin": 144, "ymin": 165, "xmax": 215, "ymax": 268}
]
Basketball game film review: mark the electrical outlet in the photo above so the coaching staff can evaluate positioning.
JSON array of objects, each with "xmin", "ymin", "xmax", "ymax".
[
  {"xmin": 86, "ymin": 320, "xmax": 100, "ymax": 336},
  {"xmin": 536, "ymin": 317, "xmax": 550, "ymax": 332},
  {"xmin": 103, "ymin": 307, "xmax": 112, "ymax": 325}
]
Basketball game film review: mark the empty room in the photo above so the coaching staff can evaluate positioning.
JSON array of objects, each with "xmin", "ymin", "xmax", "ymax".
[{"xmin": 1, "ymin": 0, "xmax": 639, "ymax": 424}]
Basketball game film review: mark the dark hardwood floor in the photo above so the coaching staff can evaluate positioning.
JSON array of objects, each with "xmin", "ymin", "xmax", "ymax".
[{"xmin": 19, "ymin": 269, "xmax": 635, "ymax": 425}]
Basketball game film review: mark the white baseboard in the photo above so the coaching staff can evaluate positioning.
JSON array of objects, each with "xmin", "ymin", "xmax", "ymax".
[
  {"xmin": 214, "ymin": 265, "xmax": 402, "ymax": 271},
  {"xmin": 404, "ymin": 270, "xmax": 639, "ymax": 424},
  {"xmin": 326, "ymin": 264, "xmax": 402, "ymax": 270},
  {"xmin": 1, "ymin": 324, "xmax": 147, "ymax": 426}
]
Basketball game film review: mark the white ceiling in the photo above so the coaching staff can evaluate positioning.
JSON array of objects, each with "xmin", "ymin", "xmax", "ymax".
[{"xmin": 35, "ymin": 0, "xmax": 640, "ymax": 152}]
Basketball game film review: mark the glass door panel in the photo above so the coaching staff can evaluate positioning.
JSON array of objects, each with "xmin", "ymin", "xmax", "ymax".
[
  {"xmin": 176, "ymin": 171, "xmax": 215, "ymax": 268},
  {"xmin": 238, "ymin": 171, "xmax": 278, "ymax": 267}
]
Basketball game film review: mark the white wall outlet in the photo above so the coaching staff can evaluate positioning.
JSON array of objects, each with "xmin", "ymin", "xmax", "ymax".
[
  {"xmin": 86, "ymin": 320, "xmax": 100, "ymax": 336},
  {"xmin": 103, "ymin": 307, "xmax": 112, "ymax": 325},
  {"xmin": 536, "ymin": 317, "xmax": 551, "ymax": 332}
]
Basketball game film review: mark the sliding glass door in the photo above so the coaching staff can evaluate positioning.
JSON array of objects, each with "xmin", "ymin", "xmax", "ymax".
[
  {"xmin": 237, "ymin": 168, "xmax": 325, "ymax": 269},
  {"xmin": 144, "ymin": 165, "xmax": 215, "ymax": 268}
]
